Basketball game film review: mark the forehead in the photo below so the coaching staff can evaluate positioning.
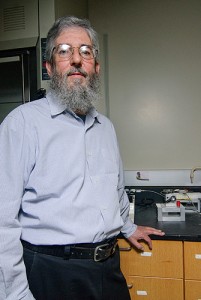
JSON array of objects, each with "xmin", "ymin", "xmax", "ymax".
[{"xmin": 55, "ymin": 27, "xmax": 92, "ymax": 46}]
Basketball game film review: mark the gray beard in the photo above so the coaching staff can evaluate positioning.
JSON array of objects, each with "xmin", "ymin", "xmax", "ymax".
[{"xmin": 49, "ymin": 69, "xmax": 100, "ymax": 114}]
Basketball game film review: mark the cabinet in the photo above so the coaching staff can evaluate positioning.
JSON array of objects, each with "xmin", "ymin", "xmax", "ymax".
[
  {"xmin": 118, "ymin": 239, "xmax": 184, "ymax": 300},
  {"xmin": 184, "ymin": 242, "xmax": 201, "ymax": 300}
]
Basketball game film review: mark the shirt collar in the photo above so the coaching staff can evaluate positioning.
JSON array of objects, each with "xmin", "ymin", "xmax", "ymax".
[
  {"xmin": 46, "ymin": 91, "xmax": 67, "ymax": 116},
  {"xmin": 88, "ymin": 107, "xmax": 101, "ymax": 123},
  {"xmin": 46, "ymin": 91, "xmax": 101, "ymax": 123}
]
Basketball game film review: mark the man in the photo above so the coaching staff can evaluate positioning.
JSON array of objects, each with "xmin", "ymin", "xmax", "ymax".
[{"xmin": 0, "ymin": 16, "xmax": 164, "ymax": 300}]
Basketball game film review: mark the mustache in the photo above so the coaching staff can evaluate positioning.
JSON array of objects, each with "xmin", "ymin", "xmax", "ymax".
[{"xmin": 66, "ymin": 68, "xmax": 88, "ymax": 77}]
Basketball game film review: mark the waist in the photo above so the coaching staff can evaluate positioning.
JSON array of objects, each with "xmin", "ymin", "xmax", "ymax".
[{"xmin": 21, "ymin": 237, "xmax": 118, "ymax": 262}]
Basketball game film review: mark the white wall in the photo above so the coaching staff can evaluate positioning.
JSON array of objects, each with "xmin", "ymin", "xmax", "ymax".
[{"xmin": 88, "ymin": 0, "xmax": 201, "ymax": 170}]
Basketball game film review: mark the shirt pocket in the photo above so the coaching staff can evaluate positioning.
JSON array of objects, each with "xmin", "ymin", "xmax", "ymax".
[{"xmin": 101, "ymin": 148, "xmax": 119, "ymax": 174}]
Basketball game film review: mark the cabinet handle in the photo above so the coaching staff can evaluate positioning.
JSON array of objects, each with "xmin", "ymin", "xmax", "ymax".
[
  {"xmin": 195, "ymin": 254, "xmax": 201, "ymax": 259},
  {"xmin": 119, "ymin": 247, "xmax": 132, "ymax": 251},
  {"xmin": 127, "ymin": 284, "xmax": 133, "ymax": 289}
]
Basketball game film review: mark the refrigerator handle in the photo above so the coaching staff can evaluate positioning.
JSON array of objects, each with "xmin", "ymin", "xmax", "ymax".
[{"xmin": 21, "ymin": 51, "xmax": 30, "ymax": 103}]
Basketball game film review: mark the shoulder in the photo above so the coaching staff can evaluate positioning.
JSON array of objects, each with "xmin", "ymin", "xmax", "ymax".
[
  {"xmin": 18, "ymin": 97, "xmax": 49, "ymax": 115},
  {"xmin": 0, "ymin": 98, "xmax": 49, "ymax": 134},
  {"xmin": 3, "ymin": 98, "xmax": 49, "ymax": 121},
  {"xmin": 97, "ymin": 112, "xmax": 116, "ymax": 131}
]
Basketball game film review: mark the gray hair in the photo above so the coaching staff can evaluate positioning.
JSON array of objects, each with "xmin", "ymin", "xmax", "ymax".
[{"xmin": 45, "ymin": 16, "xmax": 99, "ymax": 65}]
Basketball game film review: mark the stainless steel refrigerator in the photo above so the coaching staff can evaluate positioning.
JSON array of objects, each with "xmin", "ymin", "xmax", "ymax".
[{"xmin": 0, "ymin": 47, "xmax": 38, "ymax": 123}]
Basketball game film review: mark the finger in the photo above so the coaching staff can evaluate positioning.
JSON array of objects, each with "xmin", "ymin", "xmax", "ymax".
[
  {"xmin": 132, "ymin": 240, "xmax": 144, "ymax": 251},
  {"xmin": 153, "ymin": 230, "xmax": 165, "ymax": 236},
  {"xmin": 142, "ymin": 235, "xmax": 152, "ymax": 250},
  {"xmin": 144, "ymin": 227, "xmax": 165, "ymax": 236}
]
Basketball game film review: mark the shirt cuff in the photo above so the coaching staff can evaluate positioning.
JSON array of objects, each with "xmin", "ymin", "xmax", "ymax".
[
  {"xmin": 21, "ymin": 290, "xmax": 36, "ymax": 300},
  {"xmin": 121, "ymin": 218, "xmax": 137, "ymax": 238}
]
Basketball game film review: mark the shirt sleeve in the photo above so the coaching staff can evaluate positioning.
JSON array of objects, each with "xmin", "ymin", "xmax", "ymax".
[
  {"xmin": 0, "ymin": 111, "xmax": 36, "ymax": 300},
  {"xmin": 118, "ymin": 156, "xmax": 137, "ymax": 238},
  {"xmin": 108, "ymin": 121, "xmax": 137, "ymax": 238}
]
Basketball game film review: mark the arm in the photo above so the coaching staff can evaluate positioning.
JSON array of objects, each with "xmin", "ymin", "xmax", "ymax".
[
  {"xmin": 116, "ymin": 143, "xmax": 165, "ymax": 250},
  {"xmin": 118, "ymin": 182, "xmax": 165, "ymax": 250},
  {"xmin": 0, "ymin": 112, "xmax": 36, "ymax": 300}
]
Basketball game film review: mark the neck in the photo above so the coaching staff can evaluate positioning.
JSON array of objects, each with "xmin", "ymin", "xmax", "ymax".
[{"xmin": 75, "ymin": 110, "xmax": 86, "ymax": 115}]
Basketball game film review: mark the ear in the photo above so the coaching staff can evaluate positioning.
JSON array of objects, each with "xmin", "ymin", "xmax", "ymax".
[
  {"xmin": 95, "ymin": 62, "xmax": 100, "ymax": 74},
  {"xmin": 46, "ymin": 61, "xmax": 53, "ymax": 77}
]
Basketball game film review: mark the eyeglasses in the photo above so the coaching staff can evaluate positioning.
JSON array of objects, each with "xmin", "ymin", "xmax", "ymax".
[{"xmin": 52, "ymin": 44, "xmax": 97, "ymax": 61}]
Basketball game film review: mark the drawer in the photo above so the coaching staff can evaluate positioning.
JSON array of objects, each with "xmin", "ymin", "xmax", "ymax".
[
  {"xmin": 127, "ymin": 276, "xmax": 183, "ymax": 300},
  {"xmin": 184, "ymin": 242, "xmax": 201, "ymax": 280},
  {"xmin": 185, "ymin": 280, "xmax": 201, "ymax": 300},
  {"xmin": 119, "ymin": 239, "xmax": 183, "ymax": 278}
]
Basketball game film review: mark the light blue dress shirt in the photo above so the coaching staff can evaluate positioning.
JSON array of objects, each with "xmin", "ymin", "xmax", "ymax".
[{"xmin": 0, "ymin": 92, "xmax": 136, "ymax": 299}]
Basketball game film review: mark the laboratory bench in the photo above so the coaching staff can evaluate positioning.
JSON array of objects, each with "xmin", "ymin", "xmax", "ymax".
[
  {"xmin": 118, "ymin": 186, "xmax": 201, "ymax": 300},
  {"xmin": 134, "ymin": 203, "xmax": 201, "ymax": 242}
]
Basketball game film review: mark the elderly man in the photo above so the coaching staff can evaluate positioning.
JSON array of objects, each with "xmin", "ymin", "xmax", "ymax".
[{"xmin": 0, "ymin": 16, "xmax": 164, "ymax": 300}]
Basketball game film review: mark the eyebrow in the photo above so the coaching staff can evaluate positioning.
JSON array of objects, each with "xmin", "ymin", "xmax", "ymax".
[{"xmin": 55, "ymin": 43, "xmax": 93, "ymax": 48}]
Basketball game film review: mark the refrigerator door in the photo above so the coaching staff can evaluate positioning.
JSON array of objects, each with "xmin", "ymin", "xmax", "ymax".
[{"xmin": 0, "ymin": 48, "xmax": 37, "ymax": 123}]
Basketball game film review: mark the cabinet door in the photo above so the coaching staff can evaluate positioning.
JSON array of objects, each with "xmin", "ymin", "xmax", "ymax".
[
  {"xmin": 128, "ymin": 276, "xmax": 183, "ymax": 300},
  {"xmin": 185, "ymin": 280, "xmax": 201, "ymax": 300},
  {"xmin": 119, "ymin": 239, "xmax": 183, "ymax": 278},
  {"xmin": 118, "ymin": 239, "xmax": 132, "ymax": 278},
  {"xmin": 184, "ymin": 242, "xmax": 201, "ymax": 280}
]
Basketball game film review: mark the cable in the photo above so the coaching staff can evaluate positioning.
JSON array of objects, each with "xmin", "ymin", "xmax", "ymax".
[{"xmin": 180, "ymin": 192, "xmax": 201, "ymax": 214}]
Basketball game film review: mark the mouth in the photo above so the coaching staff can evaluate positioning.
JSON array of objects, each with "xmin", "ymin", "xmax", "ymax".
[
  {"xmin": 69, "ymin": 73, "xmax": 85, "ymax": 78},
  {"xmin": 67, "ymin": 70, "xmax": 87, "ymax": 78}
]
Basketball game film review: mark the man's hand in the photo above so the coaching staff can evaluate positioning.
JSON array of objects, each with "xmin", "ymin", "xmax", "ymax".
[{"xmin": 127, "ymin": 226, "xmax": 165, "ymax": 251}]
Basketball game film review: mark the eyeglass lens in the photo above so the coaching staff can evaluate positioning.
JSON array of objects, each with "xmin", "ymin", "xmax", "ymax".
[{"xmin": 54, "ymin": 44, "xmax": 96, "ymax": 60}]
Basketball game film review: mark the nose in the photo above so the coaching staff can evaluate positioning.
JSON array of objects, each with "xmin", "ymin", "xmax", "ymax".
[{"xmin": 70, "ymin": 48, "xmax": 82, "ymax": 66}]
